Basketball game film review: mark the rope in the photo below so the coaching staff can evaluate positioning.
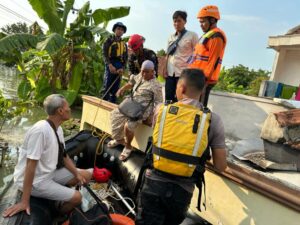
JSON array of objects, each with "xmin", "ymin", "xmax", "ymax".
[{"xmin": 92, "ymin": 129, "xmax": 110, "ymax": 167}]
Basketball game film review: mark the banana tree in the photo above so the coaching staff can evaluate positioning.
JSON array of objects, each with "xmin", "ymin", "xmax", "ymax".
[{"xmin": 0, "ymin": 0, "xmax": 130, "ymax": 105}]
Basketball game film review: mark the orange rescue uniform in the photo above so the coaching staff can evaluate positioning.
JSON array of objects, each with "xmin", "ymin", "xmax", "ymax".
[{"xmin": 188, "ymin": 27, "xmax": 226, "ymax": 84}]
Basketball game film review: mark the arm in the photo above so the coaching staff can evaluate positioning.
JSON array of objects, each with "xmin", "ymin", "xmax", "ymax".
[
  {"xmin": 204, "ymin": 37, "xmax": 224, "ymax": 80},
  {"xmin": 63, "ymin": 155, "xmax": 86, "ymax": 185},
  {"xmin": 163, "ymin": 55, "xmax": 169, "ymax": 78},
  {"xmin": 128, "ymin": 54, "xmax": 136, "ymax": 75},
  {"xmin": 3, "ymin": 159, "xmax": 38, "ymax": 217},
  {"xmin": 116, "ymin": 82, "xmax": 133, "ymax": 97},
  {"xmin": 211, "ymin": 148, "xmax": 227, "ymax": 172},
  {"xmin": 191, "ymin": 32, "xmax": 199, "ymax": 49},
  {"xmin": 103, "ymin": 37, "xmax": 117, "ymax": 73}
]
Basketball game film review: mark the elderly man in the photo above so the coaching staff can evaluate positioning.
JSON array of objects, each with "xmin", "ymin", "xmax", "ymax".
[
  {"xmin": 3, "ymin": 94, "xmax": 93, "ymax": 217},
  {"xmin": 108, "ymin": 60, "xmax": 163, "ymax": 161}
]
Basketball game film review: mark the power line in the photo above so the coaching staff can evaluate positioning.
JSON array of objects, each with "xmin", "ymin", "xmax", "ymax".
[
  {"xmin": 11, "ymin": 0, "xmax": 34, "ymax": 17},
  {"xmin": 0, "ymin": 3, "xmax": 47, "ymax": 31},
  {"xmin": 0, "ymin": 3, "xmax": 34, "ymax": 24}
]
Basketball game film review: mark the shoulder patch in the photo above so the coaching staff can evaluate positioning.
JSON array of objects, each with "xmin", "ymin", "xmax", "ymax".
[{"xmin": 168, "ymin": 106, "xmax": 179, "ymax": 115}]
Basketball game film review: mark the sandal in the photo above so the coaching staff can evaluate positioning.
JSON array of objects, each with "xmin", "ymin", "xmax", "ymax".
[
  {"xmin": 107, "ymin": 139, "xmax": 124, "ymax": 148},
  {"xmin": 119, "ymin": 147, "xmax": 132, "ymax": 161}
]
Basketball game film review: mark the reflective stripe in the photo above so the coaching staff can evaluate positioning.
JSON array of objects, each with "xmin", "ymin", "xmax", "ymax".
[
  {"xmin": 192, "ymin": 112, "xmax": 208, "ymax": 157},
  {"xmin": 157, "ymin": 106, "xmax": 168, "ymax": 147},
  {"xmin": 156, "ymin": 106, "xmax": 168, "ymax": 160}
]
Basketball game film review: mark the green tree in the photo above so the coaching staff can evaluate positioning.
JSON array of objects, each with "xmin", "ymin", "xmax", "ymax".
[
  {"xmin": 1, "ymin": 22, "xmax": 29, "ymax": 34},
  {"xmin": 0, "ymin": 90, "xmax": 28, "ymax": 132},
  {"xmin": 215, "ymin": 64, "xmax": 270, "ymax": 95},
  {"xmin": 0, "ymin": 0, "xmax": 130, "ymax": 105},
  {"xmin": 157, "ymin": 49, "xmax": 166, "ymax": 57}
]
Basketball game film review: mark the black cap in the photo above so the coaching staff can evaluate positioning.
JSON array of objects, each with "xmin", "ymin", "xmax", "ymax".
[{"xmin": 112, "ymin": 22, "xmax": 127, "ymax": 33}]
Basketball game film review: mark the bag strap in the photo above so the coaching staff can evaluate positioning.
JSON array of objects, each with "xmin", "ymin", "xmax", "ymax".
[
  {"xmin": 46, "ymin": 119, "xmax": 67, "ymax": 158},
  {"xmin": 130, "ymin": 78, "xmax": 143, "ymax": 98},
  {"xmin": 131, "ymin": 80, "xmax": 155, "ymax": 111},
  {"xmin": 170, "ymin": 29, "xmax": 187, "ymax": 50}
]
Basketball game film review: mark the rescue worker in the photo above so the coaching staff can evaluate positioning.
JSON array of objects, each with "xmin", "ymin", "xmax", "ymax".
[
  {"xmin": 164, "ymin": 10, "xmax": 198, "ymax": 103},
  {"xmin": 188, "ymin": 5, "xmax": 227, "ymax": 107},
  {"xmin": 102, "ymin": 22, "xmax": 128, "ymax": 103},
  {"xmin": 128, "ymin": 34, "xmax": 158, "ymax": 76},
  {"xmin": 136, "ymin": 68, "xmax": 227, "ymax": 225}
]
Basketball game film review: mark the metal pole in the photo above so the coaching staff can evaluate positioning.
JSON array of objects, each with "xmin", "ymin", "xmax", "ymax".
[{"xmin": 110, "ymin": 183, "xmax": 136, "ymax": 216}]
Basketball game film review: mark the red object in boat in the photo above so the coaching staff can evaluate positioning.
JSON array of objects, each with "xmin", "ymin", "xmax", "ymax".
[
  {"xmin": 110, "ymin": 214, "xmax": 135, "ymax": 225},
  {"xmin": 93, "ymin": 167, "xmax": 112, "ymax": 183}
]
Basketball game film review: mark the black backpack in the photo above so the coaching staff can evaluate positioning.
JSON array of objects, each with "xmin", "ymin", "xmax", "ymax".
[
  {"xmin": 69, "ymin": 185, "xmax": 112, "ymax": 225},
  {"xmin": 69, "ymin": 204, "xmax": 111, "ymax": 225}
]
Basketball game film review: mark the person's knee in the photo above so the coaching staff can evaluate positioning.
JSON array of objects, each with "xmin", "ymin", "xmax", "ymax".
[
  {"xmin": 69, "ymin": 191, "xmax": 82, "ymax": 206},
  {"xmin": 81, "ymin": 168, "xmax": 93, "ymax": 182}
]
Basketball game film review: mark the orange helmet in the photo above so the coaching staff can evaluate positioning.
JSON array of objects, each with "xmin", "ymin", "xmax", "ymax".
[
  {"xmin": 128, "ymin": 34, "xmax": 145, "ymax": 51},
  {"xmin": 197, "ymin": 5, "xmax": 220, "ymax": 20}
]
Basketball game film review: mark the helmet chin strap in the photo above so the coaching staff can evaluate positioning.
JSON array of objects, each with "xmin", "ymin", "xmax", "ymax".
[{"xmin": 207, "ymin": 17, "xmax": 217, "ymax": 32}]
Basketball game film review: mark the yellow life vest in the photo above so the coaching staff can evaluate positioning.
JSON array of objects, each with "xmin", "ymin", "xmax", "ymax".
[
  {"xmin": 152, "ymin": 102, "xmax": 211, "ymax": 177},
  {"xmin": 108, "ymin": 40, "xmax": 126, "ymax": 60}
]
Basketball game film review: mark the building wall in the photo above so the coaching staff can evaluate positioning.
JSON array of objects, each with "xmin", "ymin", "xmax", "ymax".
[{"xmin": 270, "ymin": 49, "xmax": 300, "ymax": 86}]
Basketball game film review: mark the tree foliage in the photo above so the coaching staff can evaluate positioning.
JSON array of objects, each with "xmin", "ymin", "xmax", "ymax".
[
  {"xmin": 0, "ymin": 90, "xmax": 28, "ymax": 132},
  {"xmin": 1, "ymin": 22, "xmax": 29, "ymax": 34},
  {"xmin": 0, "ymin": 0, "xmax": 130, "ymax": 106},
  {"xmin": 157, "ymin": 49, "xmax": 166, "ymax": 57},
  {"xmin": 215, "ymin": 64, "xmax": 270, "ymax": 96}
]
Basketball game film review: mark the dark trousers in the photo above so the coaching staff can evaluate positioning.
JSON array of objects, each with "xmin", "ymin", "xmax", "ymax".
[
  {"xmin": 200, "ymin": 83, "xmax": 215, "ymax": 107},
  {"xmin": 136, "ymin": 178, "xmax": 192, "ymax": 225},
  {"xmin": 165, "ymin": 76, "xmax": 179, "ymax": 103},
  {"xmin": 101, "ymin": 61, "xmax": 123, "ymax": 103}
]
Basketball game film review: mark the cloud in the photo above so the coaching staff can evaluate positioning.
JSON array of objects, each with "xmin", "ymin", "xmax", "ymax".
[{"xmin": 222, "ymin": 14, "xmax": 263, "ymax": 23}]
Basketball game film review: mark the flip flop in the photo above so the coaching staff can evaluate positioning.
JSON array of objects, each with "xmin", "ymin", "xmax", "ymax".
[
  {"xmin": 107, "ymin": 139, "xmax": 123, "ymax": 148},
  {"xmin": 119, "ymin": 147, "xmax": 132, "ymax": 161}
]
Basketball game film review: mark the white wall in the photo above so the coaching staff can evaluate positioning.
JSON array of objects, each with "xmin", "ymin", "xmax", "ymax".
[{"xmin": 271, "ymin": 49, "xmax": 300, "ymax": 86}]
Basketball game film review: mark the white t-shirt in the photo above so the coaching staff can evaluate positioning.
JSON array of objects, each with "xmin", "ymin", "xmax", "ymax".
[
  {"xmin": 167, "ymin": 30, "xmax": 198, "ymax": 77},
  {"xmin": 14, "ymin": 120, "xmax": 65, "ymax": 188}
]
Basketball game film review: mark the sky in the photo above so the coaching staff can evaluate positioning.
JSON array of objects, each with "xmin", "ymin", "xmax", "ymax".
[{"xmin": 0, "ymin": 0, "xmax": 300, "ymax": 71}]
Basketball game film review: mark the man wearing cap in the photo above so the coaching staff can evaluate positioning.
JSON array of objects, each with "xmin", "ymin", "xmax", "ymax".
[
  {"xmin": 108, "ymin": 60, "xmax": 163, "ymax": 161},
  {"xmin": 102, "ymin": 22, "xmax": 128, "ymax": 103},
  {"xmin": 188, "ymin": 5, "xmax": 227, "ymax": 107},
  {"xmin": 128, "ymin": 34, "xmax": 158, "ymax": 76}
]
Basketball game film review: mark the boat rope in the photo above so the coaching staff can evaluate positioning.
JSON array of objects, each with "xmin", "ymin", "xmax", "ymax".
[{"xmin": 92, "ymin": 129, "xmax": 111, "ymax": 167}]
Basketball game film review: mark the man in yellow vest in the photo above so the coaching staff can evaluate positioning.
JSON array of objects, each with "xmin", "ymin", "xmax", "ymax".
[
  {"xmin": 136, "ymin": 68, "xmax": 227, "ymax": 225},
  {"xmin": 188, "ymin": 5, "xmax": 227, "ymax": 107}
]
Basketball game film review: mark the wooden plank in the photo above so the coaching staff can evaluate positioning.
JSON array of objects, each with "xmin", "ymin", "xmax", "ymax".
[{"xmin": 80, "ymin": 95, "xmax": 153, "ymax": 152}]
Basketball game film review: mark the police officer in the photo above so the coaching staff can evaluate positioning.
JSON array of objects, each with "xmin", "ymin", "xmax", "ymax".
[{"xmin": 136, "ymin": 68, "xmax": 227, "ymax": 225}]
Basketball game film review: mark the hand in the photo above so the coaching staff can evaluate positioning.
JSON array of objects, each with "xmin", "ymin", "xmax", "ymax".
[
  {"xmin": 108, "ymin": 64, "xmax": 117, "ymax": 74},
  {"xmin": 163, "ymin": 68, "xmax": 168, "ymax": 78},
  {"xmin": 117, "ymin": 68, "xmax": 124, "ymax": 75},
  {"xmin": 116, "ymin": 88, "xmax": 124, "ymax": 97},
  {"xmin": 76, "ymin": 172, "xmax": 87, "ymax": 186},
  {"xmin": 2, "ymin": 201, "xmax": 30, "ymax": 218}
]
